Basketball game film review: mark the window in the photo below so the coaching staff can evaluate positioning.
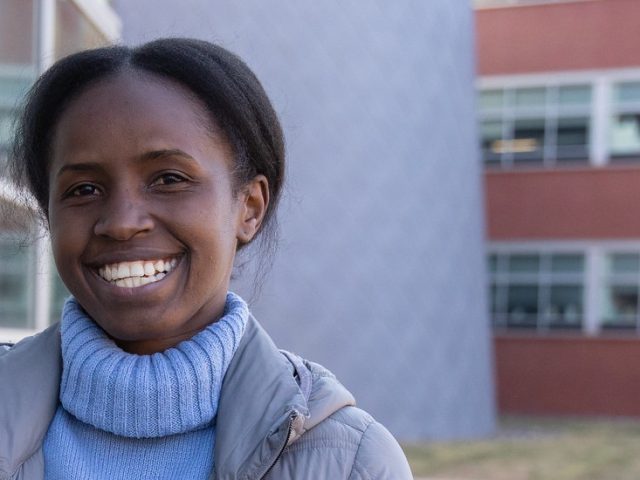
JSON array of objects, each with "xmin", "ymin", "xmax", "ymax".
[
  {"xmin": 601, "ymin": 253, "xmax": 640, "ymax": 330},
  {"xmin": 0, "ymin": 0, "xmax": 36, "ymax": 157},
  {"xmin": 479, "ymin": 85, "xmax": 591, "ymax": 167},
  {"xmin": 0, "ymin": 71, "xmax": 33, "ymax": 155},
  {"xmin": 489, "ymin": 252, "xmax": 584, "ymax": 330},
  {"xmin": 610, "ymin": 82, "xmax": 640, "ymax": 159},
  {"xmin": 0, "ymin": 237, "xmax": 33, "ymax": 329}
]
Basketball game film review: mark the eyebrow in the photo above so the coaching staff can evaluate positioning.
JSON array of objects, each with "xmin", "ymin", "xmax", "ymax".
[
  {"xmin": 140, "ymin": 149, "xmax": 196, "ymax": 162},
  {"xmin": 55, "ymin": 149, "xmax": 197, "ymax": 178},
  {"xmin": 55, "ymin": 162, "xmax": 103, "ymax": 178}
]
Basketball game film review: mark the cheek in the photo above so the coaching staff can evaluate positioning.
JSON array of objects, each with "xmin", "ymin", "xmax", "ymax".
[{"xmin": 49, "ymin": 210, "xmax": 87, "ymax": 270}]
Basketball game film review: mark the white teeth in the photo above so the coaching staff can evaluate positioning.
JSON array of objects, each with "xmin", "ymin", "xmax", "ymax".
[
  {"xmin": 130, "ymin": 261, "xmax": 145, "ymax": 277},
  {"xmin": 144, "ymin": 262, "xmax": 155, "ymax": 276},
  {"xmin": 117, "ymin": 263, "xmax": 130, "ymax": 279},
  {"xmin": 97, "ymin": 256, "xmax": 179, "ymax": 288}
]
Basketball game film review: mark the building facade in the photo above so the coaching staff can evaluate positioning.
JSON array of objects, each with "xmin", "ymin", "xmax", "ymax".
[
  {"xmin": 478, "ymin": 0, "xmax": 640, "ymax": 415},
  {"xmin": 0, "ymin": 0, "xmax": 120, "ymax": 342}
]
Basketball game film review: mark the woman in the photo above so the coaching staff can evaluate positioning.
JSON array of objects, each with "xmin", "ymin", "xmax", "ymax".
[{"xmin": 0, "ymin": 38, "xmax": 412, "ymax": 479}]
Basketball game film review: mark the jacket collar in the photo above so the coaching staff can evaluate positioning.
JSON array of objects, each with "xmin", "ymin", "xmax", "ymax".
[
  {"xmin": 213, "ymin": 315, "xmax": 310, "ymax": 480},
  {"xmin": 0, "ymin": 324, "xmax": 61, "ymax": 477},
  {"xmin": 213, "ymin": 315, "xmax": 356, "ymax": 479}
]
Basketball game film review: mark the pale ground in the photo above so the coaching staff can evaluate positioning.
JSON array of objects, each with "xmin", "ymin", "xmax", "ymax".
[{"xmin": 404, "ymin": 416, "xmax": 640, "ymax": 480}]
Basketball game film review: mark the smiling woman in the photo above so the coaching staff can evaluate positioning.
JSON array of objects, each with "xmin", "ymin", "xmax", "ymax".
[
  {"xmin": 47, "ymin": 70, "xmax": 260, "ymax": 354},
  {"xmin": 0, "ymin": 39, "xmax": 412, "ymax": 479}
]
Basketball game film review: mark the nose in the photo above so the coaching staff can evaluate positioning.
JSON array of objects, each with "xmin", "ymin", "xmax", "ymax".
[{"xmin": 93, "ymin": 188, "xmax": 154, "ymax": 241}]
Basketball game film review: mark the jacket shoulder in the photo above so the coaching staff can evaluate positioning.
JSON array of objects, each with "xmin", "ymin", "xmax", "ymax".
[
  {"xmin": 0, "ymin": 323, "xmax": 61, "ymax": 367},
  {"xmin": 269, "ymin": 406, "xmax": 413, "ymax": 480},
  {"xmin": 0, "ymin": 323, "xmax": 61, "ymax": 479},
  {"xmin": 339, "ymin": 407, "xmax": 413, "ymax": 480}
]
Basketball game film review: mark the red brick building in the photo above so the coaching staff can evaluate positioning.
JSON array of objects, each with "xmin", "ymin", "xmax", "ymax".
[{"xmin": 477, "ymin": 0, "xmax": 640, "ymax": 415}]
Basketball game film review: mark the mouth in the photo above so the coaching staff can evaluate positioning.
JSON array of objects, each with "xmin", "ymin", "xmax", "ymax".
[{"xmin": 96, "ymin": 257, "xmax": 179, "ymax": 288}]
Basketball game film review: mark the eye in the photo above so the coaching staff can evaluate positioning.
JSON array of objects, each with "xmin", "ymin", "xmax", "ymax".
[
  {"xmin": 67, "ymin": 183, "xmax": 101, "ymax": 197},
  {"xmin": 150, "ymin": 172, "xmax": 189, "ymax": 186}
]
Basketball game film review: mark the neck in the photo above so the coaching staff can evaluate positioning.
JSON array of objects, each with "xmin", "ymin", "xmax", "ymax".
[
  {"xmin": 111, "ymin": 297, "xmax": 228, "ymax": 354},
  {"xmin": 114, "ymin": 323, "xmax": 217, "ymax": 354}
]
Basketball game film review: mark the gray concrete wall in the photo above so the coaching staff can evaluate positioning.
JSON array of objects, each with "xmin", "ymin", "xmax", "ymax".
[{"xmin": 114, "ymin": 0, "xmax": 495, "ymax": 441}]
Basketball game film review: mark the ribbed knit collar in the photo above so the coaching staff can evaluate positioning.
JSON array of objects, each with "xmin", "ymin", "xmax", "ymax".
[{"xmin": 58, "ymin": 292, "xmax": 248, "ymax": 439}]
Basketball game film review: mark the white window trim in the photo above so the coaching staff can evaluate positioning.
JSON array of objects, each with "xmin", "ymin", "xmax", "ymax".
[
  {"xmin": 475, "ymin": 0, "xmax": 599, "ymax": 10},
  {"xmin": 69, "ymin": 0, "xmax": 122, "ymax": 42},
  {"xmin": 591, "ymin": 78, "xmax": 610, "ymax": 166},
  {"xmin": 477, "ymin": 68, "xmax": 640, "ymax": 89}
]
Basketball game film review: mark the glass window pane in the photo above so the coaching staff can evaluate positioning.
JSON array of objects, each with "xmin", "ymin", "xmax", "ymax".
[
  {"xmin": 488, "ymin": 254, "xmax": 498, "ymax": 273},
  {"xmin": 548, "ymin": 285, "xmax": 582, "ymax": 328},
  {"xmin": 558, "ymin": 85, "xmax": 591, "ymax": 106},
  {"xmin": 0, "ymin": 73, "xmax": 31, "ymax": 148},
  {"xmin": 509, "ymin": 254, "xmax": 540, "ymax": 274},
  {"xmin": 512, "ymin": 118, "xmax": 545, "ymax": 162},
  {"xmin": 507, "ymin": 285, "xmax": 538, "ymax": 327},
  {"xmin": 615, "ymin": 82, "xmax": 640, "ymax": 105},
  {"xmin": 0, "ymin": 0, "xmax": 36, "ymax": 156},
  {"xmin": 557, "ymin": 117, "xmax": 589, "ymax": 146},
  {"xmin": 609, "ymin": 253, "xmax": 640, "ymax": 274},
  {"xmin": 514, "ymin": 87, "xmax": 546, "ymax": 108},
  {"xmin": 0, "ymin": 110, "xmax": 14, "ymax": 148},
  {"xmin": 556, "ymin": 116, "xmax": 589, "ymax": 161},
  {"xmin": 551, "ymin": 254, "xmax": 584, "ymax": 273},
  {"xmin": 479, "ymin": 90, "xmax": 503, "ymax": 110},
  {"xmin": 602, "ymin": 284, "xmax": 638, "ymax": 328},
  {"xmin": 610, "ymin": 114, "xmax": 640, "ymax": 156},
  {"xmin": 0, "ymin": 75, "xmax": 32, "ymax": 107},
  {"xmin": 480, "ymin": 120, "xmax": 503, "ymax": 165},
  {"xmin": 0, "ymin": 239, "xmax": 31, "ymax": 329},
  {"xmin": 490, "ymin": 284, "xmax": 498, "ymax": 313}
]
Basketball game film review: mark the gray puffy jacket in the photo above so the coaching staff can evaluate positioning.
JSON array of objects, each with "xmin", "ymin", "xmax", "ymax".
[{"xmin": 0, "ymin": 316, "xmax": 413, "ymax": 479}]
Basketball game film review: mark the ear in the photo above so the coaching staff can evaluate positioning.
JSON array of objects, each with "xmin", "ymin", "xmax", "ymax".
[{"xmin": 236, "ymin": 174, "xmax": 269, "ymax": 245}]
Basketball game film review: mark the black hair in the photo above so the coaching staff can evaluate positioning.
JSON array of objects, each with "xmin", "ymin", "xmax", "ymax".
[{"xmin": 10, "ymin": 38, "xmax": 285, "ymax": 254}]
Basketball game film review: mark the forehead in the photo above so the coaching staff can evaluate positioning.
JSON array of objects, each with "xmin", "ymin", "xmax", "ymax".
[{"xmin": 51, "ymin": 70, "xmax": 222, "ymax": 158}]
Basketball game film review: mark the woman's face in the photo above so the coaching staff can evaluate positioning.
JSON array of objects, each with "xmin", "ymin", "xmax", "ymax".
[{"xmin": 47, "ymin": 70, "xmax": 264, "ymax": 354}]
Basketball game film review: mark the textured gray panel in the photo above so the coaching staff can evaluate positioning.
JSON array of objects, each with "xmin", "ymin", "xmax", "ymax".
[{"xmin": 115, "ymin": 0, "xmax": 495, "ymax": 440}]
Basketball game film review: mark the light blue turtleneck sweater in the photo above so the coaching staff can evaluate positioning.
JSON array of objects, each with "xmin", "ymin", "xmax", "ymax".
[{"xmin": 43, "ymin": 293, "xmax": 248, "ymax": 480}]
